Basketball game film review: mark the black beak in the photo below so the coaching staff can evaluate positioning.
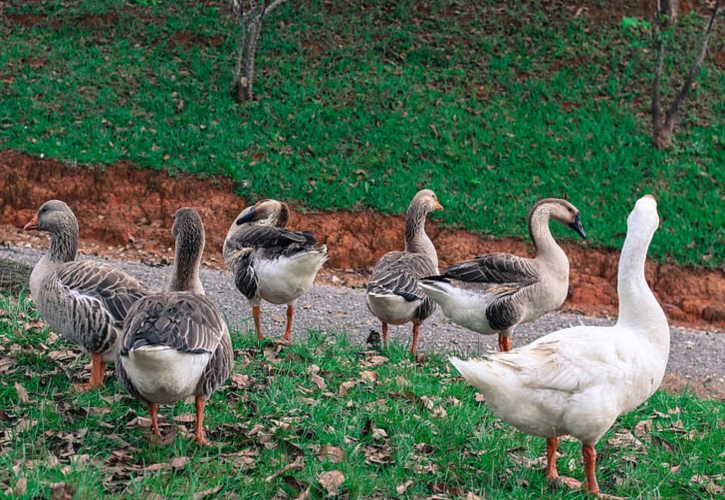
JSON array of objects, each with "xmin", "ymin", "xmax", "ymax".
[
  {"xmin": 569, "ymin": 213, "xmax": 586, "ymax": 239},
  {"xmin": 236, "ymin": 207, "xmax": 256, "ymax": 225}
]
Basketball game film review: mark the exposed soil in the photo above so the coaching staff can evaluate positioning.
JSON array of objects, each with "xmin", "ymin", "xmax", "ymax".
[{"xmin": 1, "ymin": 150, "xmax": 722, "ymax": 331}]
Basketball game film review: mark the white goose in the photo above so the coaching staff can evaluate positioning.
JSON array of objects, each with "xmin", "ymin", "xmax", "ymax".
[
  {"xmin": 24, "ymin": 200, "xmax": 149, "ymax": 390},
  {"xmin": 450, "ymin": 195, "xmax": 669, "ymax": 497},
  {"xmin": 223, "ymin": 199, "xmax": 327, "ymax": 342},
  {"xmin": 366, "ymin": 189, "xmax": 442, "ymax": 353},
  {"xmin": 117, "ymin": 208, "xmax": 232, "ymax": 445},
  {"xmin": 419, "ymin": 198, "xmax": 586, "ymax": 351}
]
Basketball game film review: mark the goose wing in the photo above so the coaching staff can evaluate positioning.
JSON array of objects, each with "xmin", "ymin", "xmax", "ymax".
[
  {"xmin": 368, "ymin": 252, "xmax": 436, "ymax": 301},
  {"xmin": 438, "ymin": 253, "xmax": 539, "ymax": 286},
  {"xmin": 55, "ymin": 261, "xmax": 148, "ymax": 325},
  {"xmin": 225, "ymin": 225, "xmax": 317, "ymax": 258}
]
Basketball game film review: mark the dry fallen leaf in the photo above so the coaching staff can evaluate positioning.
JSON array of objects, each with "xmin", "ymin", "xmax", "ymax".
[
  {"xmin": 15, "ymin": 477, "xmax": 26, "ymax": 496},
  {"xmin": 317, "ymin": 445, "xmax": 345, "ymax": 463},
  {"xmin": 14, "ymin": 383, "xmax": 29, "ymax": 404},
  {"xmin": 338, "ymin": 381, "xmax": 357, "ymax": 396},
  {"xmin": 318, "ymin": 470, "xmax": 345, "ymax": 495},
  {"xmin": 171, "ymin": 457, "xmax": 188, "ymax": 469},
  {"xmin": 359, "ymin": 370, "xmax": 378, "ymax": 383},
  {"xmin": 310, "ymin": 373, "xmax": 327, "ymax": 391},
  {"xmin": 230, "ymin": 374, "xmax": 252, "ymax": 389},
  {"xmin": 396, "ymin": 480, "xmax": 414, "ymax": 494},
  {"xmin": 49, "ymin": 482, "xmax": 75, "ymax": 500},
  {"xmin": 173, "ymin": 413, "xmax": 196, "ymax": 423},
  {"xmin": 689, "ymin": 474, "xmax": 723, "ymax": 495}
]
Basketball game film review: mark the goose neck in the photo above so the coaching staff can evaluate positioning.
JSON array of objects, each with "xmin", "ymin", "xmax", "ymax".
[
  {"xmin": 528, "ymin": 206, "xmax": 564, "ymax": 261},
  {"xmin": 49, "ymin": 221, "xmax": 78, "ymax": 264},
  {"xmin": 615, "ymin": 228, "xmax": 668, "ymax": 343},
  {"xmin": 404, "ymin": 203, "xmax": 438, "ymax": 270},
  {"xmin": 169, "ymin": 235, "xmax": 205, "ymax": 294}
]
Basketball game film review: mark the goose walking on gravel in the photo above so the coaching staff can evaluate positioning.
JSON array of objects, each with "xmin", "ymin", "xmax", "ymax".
[
  {"xmin": 24, "ymin": 200, "xmax": 149, "ymax": 391},
  {"xmin": 366, "ymin": 189, "xmax": 443, "ymax": 353},
  {"xmin": 117, "ymin": 208, "xmax": 232, "ymax": 445},
  {"xmin": 419, "ymin": 198, "xmax": 586, "ymax": 352},
  {"xmin": 223, "ymin": 199, "xmax": 327, "ymax": 343},
  {"xmin": 451, "ymin": 195, "xmax": 669, "ymax": 498}
]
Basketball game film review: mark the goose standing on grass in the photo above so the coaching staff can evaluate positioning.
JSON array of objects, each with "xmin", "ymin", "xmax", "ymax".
[
  {"xmin": 24, "ymin": 200, "xmax": 149, "ymax": 391},
  {"xmin": 419, "ymin": 198, "xmax": 586, "ymax": 352},
  {"xmin": 451, "ymin": 195, "xmax": 669, "ymax": 498},
  {"xmin": 366, "ymin": 189, "xmax": 443, "ymax": 353},
  {"xmin": 117, "ymin": 208, "xmax": 232, "ymax": 445},
  {"xmin": 223, "ymin": 199, "xmax": 327, "ymax": 343}
]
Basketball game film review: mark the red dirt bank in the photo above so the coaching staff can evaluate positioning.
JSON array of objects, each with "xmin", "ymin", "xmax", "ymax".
[{"xmin": 1, "ymin": 150, "xmax": 723, "ymax": 331}]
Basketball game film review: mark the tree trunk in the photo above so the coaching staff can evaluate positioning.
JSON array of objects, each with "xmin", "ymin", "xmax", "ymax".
[
  {"xmin": 660, "ymin": 0, "xmax": 680, "ymax": 22},
  {"xmin": 235, "ymin": 19, "xmax": 261, "ymax": 102}
]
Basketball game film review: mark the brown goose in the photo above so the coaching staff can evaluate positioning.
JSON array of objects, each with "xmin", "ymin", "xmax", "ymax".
[
  {"xmin": 223, "ymin": 199, "xmax": 327, "ymax": 343},
  {"xmin": 366, "ymin": 189, "xmax": 443, "ymax": 353},
  {"xmin": 419, "ymin": 198, "xmax": 586, "ymax": 352},
  {"xmin": 24, "ymin": 200, "xmax": 149, "ymax": 390},
  {"xmin": 117, "ymin": 208, "xmax": 232, "ymax": 445}
]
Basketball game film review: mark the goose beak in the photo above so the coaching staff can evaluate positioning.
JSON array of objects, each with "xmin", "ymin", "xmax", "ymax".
[
  {"xmin": 434, "ymin": 201, "xmax": 444, "ymax": 211},
  {"xmin": 569, "ymin": 213, "xmax": 586, "ymax": 239},
  {"xmin": 24, "ymin": 213, "xmax": 39, "ymax": 231},
  {"xmin": 235, "ymin": 207, "xmax": 256, "ymax": 225}
]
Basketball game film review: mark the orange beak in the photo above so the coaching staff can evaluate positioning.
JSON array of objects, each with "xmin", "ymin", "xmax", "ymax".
[
  {"xmin": 24, "ymin": 213, "xmax": 39, "ymax": 231},
  {"xmin": 434, "ymin": 201, "xmax": 444, "ymax": 211}
]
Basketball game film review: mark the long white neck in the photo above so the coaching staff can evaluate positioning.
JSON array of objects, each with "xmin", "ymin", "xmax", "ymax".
[
  {"xmin": 615, "ymin": 222, "xmax": 669, "ymax": 346},
  {"xmin": 404, "ymin": 203, "xmax": 438, "ymax": 271}
]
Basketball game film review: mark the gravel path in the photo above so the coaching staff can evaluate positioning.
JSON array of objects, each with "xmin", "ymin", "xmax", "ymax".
[{"xmin": 2, "ymin": 245, "xmax": 723, "ymax": 396}]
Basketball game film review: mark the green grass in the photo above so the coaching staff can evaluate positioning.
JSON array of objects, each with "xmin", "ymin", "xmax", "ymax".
[
  {"xmin": 1, "ymin": 293, "xmax": 723, "ymax": 498},
  {"xmin": 0, "ymin": 1, "xmax": 723, "ymax": 268}
]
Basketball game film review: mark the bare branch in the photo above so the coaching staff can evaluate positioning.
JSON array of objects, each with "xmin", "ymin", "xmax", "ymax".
[
  {"xmin": 265, "ymin": 0, "xmax": 289, "ymax": 15},
  {"xmin": 663, "ymin": 0, "xmax": 721, "ymax": 129}
]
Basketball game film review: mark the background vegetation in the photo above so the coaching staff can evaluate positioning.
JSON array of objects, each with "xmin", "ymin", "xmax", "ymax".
[
  {"xmin": 2, "ymin": 293, "xmax": 724, "ymax": 498},
  {"xmin": 0, "ymin": 0, "xmax": 722, "ymax": 267}
]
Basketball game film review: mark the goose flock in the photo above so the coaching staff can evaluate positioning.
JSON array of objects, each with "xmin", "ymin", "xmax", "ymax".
[{"xmin": 22, "ymin": 193, "xmax": 669, "ymax": 497}]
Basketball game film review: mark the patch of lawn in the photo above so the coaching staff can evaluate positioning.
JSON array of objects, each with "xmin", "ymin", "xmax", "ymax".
[
  {"xmin": 0, "ymin": 1, "xmax": 723, "ymax": 267},
  {"xmin": 1, "ymin": 293, "xmax": 723, "ymax": 497}
]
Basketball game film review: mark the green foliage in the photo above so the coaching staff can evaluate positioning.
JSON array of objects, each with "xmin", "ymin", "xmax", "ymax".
[
  {"xmin": 0, "ymin": 1, "xmax": 722, "ymax": 267},
  {"xmin": 1, "ymin": 293, "xmax": 723, "ymax": 497}
]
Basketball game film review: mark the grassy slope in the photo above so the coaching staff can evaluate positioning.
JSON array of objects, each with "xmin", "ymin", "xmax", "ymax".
[
  {"xmin": 1, "ymin": 293, "xmax": 723, "ymax": 498},
  {"xmin": 0, "ymin": 0, "xmax": 723, "ymax": 267}
]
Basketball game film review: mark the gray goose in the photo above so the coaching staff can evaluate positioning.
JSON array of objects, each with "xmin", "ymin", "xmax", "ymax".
[
  {"xmin": 419, "ymin": 198, "xmax": 586, "ymax": 352},
  {"xmin": 366, "ymin": 189, "xmax": 443, "ymax": 353},
  {"xmin": 24, "ymin": 200, "xmax": 149, "ymax": 390},
  {"xmin": 117, "ymin": 208, "xmax": 232, "ymax": 445},
  {"xmin": 223, "ymin": 199, "xmax": 327, "ymax": 343}
]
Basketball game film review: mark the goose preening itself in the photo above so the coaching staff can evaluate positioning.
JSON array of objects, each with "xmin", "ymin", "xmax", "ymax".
[
  {"xmin": 223, "ymin": 199, "xmax": 327, "ymax": 343},
  {"xmin": 366, "ymin": 189, "xmax": 442, "ymax": 353},
  {"xmin": 24, "ymin": 200, "xmax": 149, "ymax": 391},
  {"xmin": 451, "ymin": 195, "xmax": 669, "ymax": 497},
  {"xmin": 117, "ymin": 208, "xmax": 232, "ymax": 445},
  {"xmin": 419, "ymin": 198, "xmax": 586, "ymax": 352}
]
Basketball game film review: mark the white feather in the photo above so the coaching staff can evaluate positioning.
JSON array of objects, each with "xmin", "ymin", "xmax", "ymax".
[{"xmin": 256, "ymin": 250, "xmax": 327, "ymax": 304}]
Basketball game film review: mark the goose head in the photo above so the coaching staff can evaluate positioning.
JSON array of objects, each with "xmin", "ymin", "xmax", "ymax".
[
  {"xmin": 627, "ymin": 195, "xmax": 659, "ymax": 238},
  {"xmin": 531, "ymin": 198, "xmax": 586, "ymax": 239},
  {"xmin": 24, "ymin": 200, "xmax": 79, "ymax": 236},
  {"xmin": 409, "ymin": 189, "xmax": 444, "ymax": 215},
  {"xmin": 233, "ymin": 199, "xmax": 290, "ymax": 228}
]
